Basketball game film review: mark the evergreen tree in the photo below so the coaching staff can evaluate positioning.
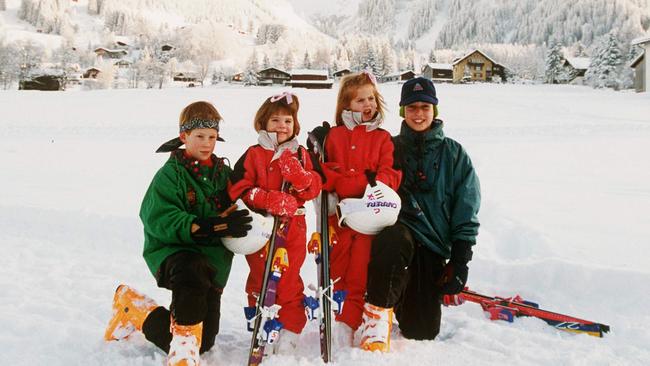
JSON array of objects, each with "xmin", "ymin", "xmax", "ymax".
[
  {"xmin": 283, "ymin": 52, "xmax": 293, "ymax": 71},
  {"xmin": 545, "ymin": 41, "xmax": 563, "ymax": 84},
  {"xmin": 302, "ymin": 51, "xmax": 311, "ymax": 69},
  {"xmin": 428, "ymin": 49, "xmax": 437, "ymax": 63},
  {"xmin": 262, "ymin": 54, "xmax": 270, "ymax": 69},
  {"xmin": 243, "ymin": 50, "xmax": 259, "ymax": 86},
  {"xmin": 585, "ymin": 32, "xmax": 624, "ymax": 89}
]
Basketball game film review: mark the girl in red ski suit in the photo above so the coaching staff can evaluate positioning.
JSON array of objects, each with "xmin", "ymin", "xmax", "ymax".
[
  {"xmin": 228, "ymin": 93, "xmax": 322, "ymax": 342},
  {"xmin": 319, "ymin": 72, "xmax": 402, "ymax": 336}
]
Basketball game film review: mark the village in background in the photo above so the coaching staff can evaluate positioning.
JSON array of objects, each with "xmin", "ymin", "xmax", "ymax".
[{"xmin": 0, "ymin": 0, "xmax": 649, "ymax": 92}]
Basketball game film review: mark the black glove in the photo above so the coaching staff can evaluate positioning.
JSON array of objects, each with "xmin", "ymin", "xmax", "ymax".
[
  {"xmin": 439, "ymin": 241, "xmax": 473, "ymax": 295},
  {"xmin": 364, "ymin": 169, "xmax": 377, "ymax": 186},
  {"xmin": 193, "ymin": 208, "xmax": 253, "ymax": 240},
  {"xmin": 306, "ymin": 121, "xmax": 331, "ymax": 154}
]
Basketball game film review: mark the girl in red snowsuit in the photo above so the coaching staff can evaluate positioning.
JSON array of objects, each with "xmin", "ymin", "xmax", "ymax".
[
  {"xmin": 228, "ymin": 93, "xmax": 322, "ymax": 351},
  {"xmin": 319, "ymin": 72, "xmax": 402, "ymax": 343}
]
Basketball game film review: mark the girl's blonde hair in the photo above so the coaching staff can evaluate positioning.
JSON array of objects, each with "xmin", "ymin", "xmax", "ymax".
[
  {"xmin": 334, "ymin": 72, "xmax": 386, "ymax": 126},
  {"xmin": 179, "ymin": 101, "xmax": 223, "ymax": 127},
  {"xmin": 253, "ymin": 94, "xmax": 301, "ymax": 137}
]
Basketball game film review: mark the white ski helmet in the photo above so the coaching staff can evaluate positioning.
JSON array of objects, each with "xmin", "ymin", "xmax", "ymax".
[
  {"xmin": 221, "ymin": 199, "xmax": 274, "ymax": 255},
  {"xmin": 336, "ymin": 181, "xmax": 401, "ymax": 235}
]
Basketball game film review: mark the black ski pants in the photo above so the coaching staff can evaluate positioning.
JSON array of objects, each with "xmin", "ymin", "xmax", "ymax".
[
  {"xmin": 366, "ymin": 223, "xmax": 446, "ymax": 340},
  {"xmin": 142, "ymin": 251, "xmax": 222, "ymax": 354}
]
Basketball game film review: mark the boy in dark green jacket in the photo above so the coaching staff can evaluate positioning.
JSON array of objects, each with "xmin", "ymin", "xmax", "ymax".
[
  {"xmin": 360, "ymin": 77, "xmax": 481, "ymax": 351},
  {"xmin": 104, "ymin": 101, "xmax": 253, "ymax": 366}
]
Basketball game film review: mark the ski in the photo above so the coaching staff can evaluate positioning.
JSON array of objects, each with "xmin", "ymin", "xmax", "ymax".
[
  {"xmin": 246, "ymin": 182, "xmax": 291, "ymax": 366},
  {"xmin": 305, "ymin": 128, "xmax": 333, "ymax": 362},
  {"xmin": 458, "ymin": 288, "xmax": 611, "ymax": 337}
]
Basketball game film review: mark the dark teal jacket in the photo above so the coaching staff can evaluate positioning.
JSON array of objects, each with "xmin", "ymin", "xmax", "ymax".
[{"xmin": 393, "ymin": 120, "xmax": 480, "ymax": 258}]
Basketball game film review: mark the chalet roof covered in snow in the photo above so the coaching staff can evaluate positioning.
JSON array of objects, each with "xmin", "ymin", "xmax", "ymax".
[
  {"xmin": 565, "ymin": 57, "xmax": 591, "ymax": 70},
  {"xmin": 629, "ymin": 51, "xmax": 645, "ymax": 68},
  {"xmin": 452, "ymin": 49, "xmax": 500, "ymax": 66},
  {"xmin": 425, "ymin": 63, "xmax": 453, "ymax": 70},
  {"xmin": 631, "ymin": 35, "xmax": 650, "ymax": 45},
  {"xmin": 289, "ymin": 69, "xmax": 329, "ymax": 76}
]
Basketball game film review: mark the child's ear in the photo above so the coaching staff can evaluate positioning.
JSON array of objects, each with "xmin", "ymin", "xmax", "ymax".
[{"xmin": 179, "ymin": 132, "xmax": 188, "ymax": 144}]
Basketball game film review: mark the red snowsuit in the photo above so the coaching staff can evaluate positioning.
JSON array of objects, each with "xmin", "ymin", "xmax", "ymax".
[
  {"xmin": 321, "ymin": 124, "xmax": 402, "ymax": 330},
  {"xmin": 228, "ymin": 144, "xmax": 322, "ymax": 334}
]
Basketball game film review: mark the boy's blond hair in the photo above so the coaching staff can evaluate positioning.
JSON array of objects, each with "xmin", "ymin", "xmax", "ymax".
[
  {"xmin": 253, "ymin": 94, "xmax": 301, "ymax": 137},
  {"xmin": 334, "ymin": 72, "xmax": 386, "ymax": 126}
]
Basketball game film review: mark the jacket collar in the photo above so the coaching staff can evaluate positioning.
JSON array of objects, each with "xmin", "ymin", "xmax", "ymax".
[
  {"xmin": 399, "ymin": 119, "xmax": 445, "ymax": 149},
  {"xmin": 257, "ymin": 131, "xmax": 300, "ymax": 162},
  {"xmin": 341, "ymin": 110, "xmax": 383, "ymax": 131}
]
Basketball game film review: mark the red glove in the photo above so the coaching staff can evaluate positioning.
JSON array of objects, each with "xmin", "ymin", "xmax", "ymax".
[
  {"xmin": 247, "ymin": 188, "xmax": 298, "ymax": 217},
  {"xmin": 278, "ymin": 150, "xmax": 312, "ymax": 191}
]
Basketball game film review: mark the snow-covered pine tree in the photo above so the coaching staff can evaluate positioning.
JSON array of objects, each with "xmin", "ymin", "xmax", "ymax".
[
  {"xmin": 283, "ymin": 52, "xmax": 293, "ymax": 71},
  {"xmin": 585, "ymin": 32, "xmax": 624, "ymax": 89},
  {"xmin": 0, "ymin": 41, "xmax": 19, "ymax": 89},
  {"xmin": 545, "ymin": 41, "xmax": 564, "ymax": 84},
  {"xmin": 428, "ymin": 49, "xmax": 437, "ymax": 63},
  {"xmin": 380, "ymin": 43, "xmax": 395, "ymax": 76},
  {"xmin": 262, "ymin": 54, "xmax": 270, "ymax": 69},
  {"xmin": 302, "ymin": 51, "xmax": 312, "ymax": 69},
  {"xmin": 243, "ymin": 50, "xmax": 259, "ymax": 86}
]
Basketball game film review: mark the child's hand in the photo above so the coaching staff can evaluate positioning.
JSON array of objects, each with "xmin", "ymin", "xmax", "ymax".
[
  {"xmin": 192, "ymin": 207, "xmax": 253, "ymax": 239},
  {"xmin": 247, "ymin": 188, "xmax": 299, "ymax": 217},
  {"xmin": 266, "ymin": 190, "xmax": 299, "ymax": 217},
  {"xmin": 279, "ymin": 150, "xmax": 312, "ymax": 191}
]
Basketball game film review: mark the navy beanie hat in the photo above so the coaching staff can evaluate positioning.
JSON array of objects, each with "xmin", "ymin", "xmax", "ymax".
[{"xmin": 400, "ymin": 77, "xmax": 438, "ymax": 106}]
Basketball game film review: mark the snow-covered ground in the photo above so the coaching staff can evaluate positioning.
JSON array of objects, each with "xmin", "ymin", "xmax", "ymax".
[{"xmin": 1, "ymin": 83, "xmax": 649, "ymax": 365}]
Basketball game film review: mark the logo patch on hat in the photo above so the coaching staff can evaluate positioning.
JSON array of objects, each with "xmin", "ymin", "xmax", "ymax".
[{"xmin": 413, "ymin": 83, "xmax": 424, "ymax": 92}]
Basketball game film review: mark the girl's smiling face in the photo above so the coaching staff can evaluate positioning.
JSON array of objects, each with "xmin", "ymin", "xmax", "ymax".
[
  {"xmin": 348, "ymin": 84, "xmax": 378, "ymax": 122},
  {"xmin": 266, "ymin": 113, "xmax": 294, "ymax": 143}
]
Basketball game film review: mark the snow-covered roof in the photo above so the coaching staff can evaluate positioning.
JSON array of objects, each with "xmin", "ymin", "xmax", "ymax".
[
  {"xmin": 287, "ymin": 79, "xmax": 333, "ymax": 84},
  {"xmin": 289, "ymin": 69, "xmax": 329, "ymax": 76},
  {"xmin": 565, "ymin": 57, "xmax": 590, "ymax": 70},
  {"xmin": 259, "ymin": 67, "xmax": 290, "ymax": 74},
  {"xmin": 452, "ymin": 49, "xmax": 500, "ymax": 66},
  {"xmin": 629, "ymin": 51, "xmax": 645, "ymax": 68},
  {"xmin": 631, "ymin": 36, "xmax": 650, "ymax": 45},
  {"xmin": 94, "ymin": 47, "xmax": 128, "ymax": 54},
  {"xmin": 384, "ymin": 70, "xmax": 415, "ymax": 77},
  {"xmin": 426, "ymin": 63, "xmax": 453, "ymax": 70}
]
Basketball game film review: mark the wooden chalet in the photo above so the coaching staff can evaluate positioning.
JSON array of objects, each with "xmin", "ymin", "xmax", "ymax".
[
  {"xmin": 94, "ymin": 47, "xmax": 128, "ymax": 59},
  {"xmin": 451, "ymin": 50, "xmax": 506, "ymax": 83},
  {"xmin": 83, "ymin": 67, "xmax": 101, "ymax": 79},
  {"xmin": 231, "ymin": 72, "xmax": 244, "ymax": 82},
  {"xmin": 257, "ymin": 67, "xmax": 291, "ymax": 85},
  {"xmin": 421, "ymin": 63, "xmax": 453, "ymax": 82},
  {"xmin": 173, "ymin": 72, "xmax": 199, "ymax": 83},
  {"xmin": 562, "ymin": 57, "xmax": 590, "ymax": 83},
  {"xmin": 114, "ymin": 59, "xmax": 132, "ymax": 69},
  {"xmin": 19, "ymin": 74, "xmax": 64, "ymax": 91},
  {"xmin": 333, "ymin": 69, "xmax": 352, "ymax": 79},
  {"xmin": 631, "ymin": 36, "xmax": 650, "ymax": 93},
  {"xmin": 288, "ymin": 69, "xmax": 333, "ymax": 89},
  {"xmin": 380, "ymin": 70, "xmax": 415, "ymax": 83}
]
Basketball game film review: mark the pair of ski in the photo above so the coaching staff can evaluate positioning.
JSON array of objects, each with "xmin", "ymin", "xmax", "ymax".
[{"xmin": 246, "ymin": 133, "xmax": 336, "ymax": 365}]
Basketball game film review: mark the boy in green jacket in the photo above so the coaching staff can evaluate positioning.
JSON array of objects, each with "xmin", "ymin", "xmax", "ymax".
[
  {"xmin": 360, "ymin": 77, "xmax": 481, "ymax": 351},
  {"xmin": 104, "ymin": 101, "xmax": 253, "ymax": 366}
]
